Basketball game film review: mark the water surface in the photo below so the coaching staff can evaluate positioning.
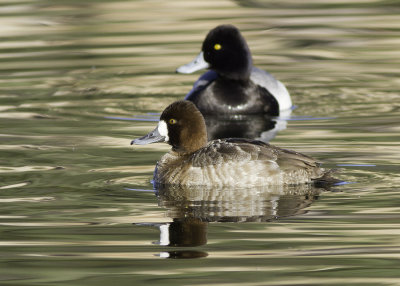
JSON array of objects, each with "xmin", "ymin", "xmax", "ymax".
[{"xmin": 1, "ymin": 0, "xmax": 400, "ymax": 285}]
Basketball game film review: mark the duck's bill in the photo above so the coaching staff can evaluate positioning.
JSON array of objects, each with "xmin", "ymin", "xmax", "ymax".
[
  {"xmin": 131, "ymin": 127, "xmax": 165, "ymax": 145},
  {"xmin": 176, "ymin": 52, "xmax": 210, "ymax": 74}
]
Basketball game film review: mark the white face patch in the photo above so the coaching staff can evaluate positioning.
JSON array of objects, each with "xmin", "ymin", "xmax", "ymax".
[{"xmin": 157, "ymin": 120, "xmax": 169, "ymax": 142}]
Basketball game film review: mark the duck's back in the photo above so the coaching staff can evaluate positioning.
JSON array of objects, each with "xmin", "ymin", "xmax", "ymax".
[{"xmin": 154, "ymin": 138, "xmax": 326, "ymax": 187}]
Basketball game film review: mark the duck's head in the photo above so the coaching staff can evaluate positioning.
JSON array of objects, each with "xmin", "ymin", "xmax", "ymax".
[
  {"xmin": 177, "ymin": 25, "xmax": 253, "ymax": 80},
  {"xmin": 131, "ymin": 101, "xmax": 208, "ymax": 154}
]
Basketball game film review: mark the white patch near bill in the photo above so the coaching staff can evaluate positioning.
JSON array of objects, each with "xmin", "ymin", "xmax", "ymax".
[{"xmin": 157, "ymin": 120, "xmax": 169, "ymax": 142}]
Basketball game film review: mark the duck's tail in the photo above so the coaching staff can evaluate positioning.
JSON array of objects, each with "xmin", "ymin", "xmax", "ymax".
[{"xmin": 312, "ymin": 169, "xmax": 344, "ymax": 188}]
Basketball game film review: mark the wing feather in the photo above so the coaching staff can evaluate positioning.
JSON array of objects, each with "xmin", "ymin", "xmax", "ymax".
[
  {"xmin": 191, "ymin": 138, "xmax": 323, "ymax": 179},
  {"xmin": 191, "ymin": 139, "xmax": 277, "ymax": 167}
]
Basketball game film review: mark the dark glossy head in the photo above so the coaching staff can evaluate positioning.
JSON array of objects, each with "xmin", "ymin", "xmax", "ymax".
[{"xmin": 202, "ymin": 25, "xmax": 253, "ymax": 80}]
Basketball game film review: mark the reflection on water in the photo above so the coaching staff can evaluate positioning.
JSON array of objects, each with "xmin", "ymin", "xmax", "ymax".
[
  {"xmin": 159, "ymin": 249, "xmax": 208, "ymax": 259},
  {"xmin": 138, "ymin": 183, "xmax": 325, "ymax": 256},
  {"xmin": 158, "ymin": 218, "xmax": 208, "ymax": 247},
  {"xmin": 156, "ymin": 183, "xmax": 323, "ymax": 223},
  {"xmin": 204, "ymin": 113, "xmax": 288, "ymax": 141},
  {"xmin": 1, "ymin": 0, "xmax": 400, "ymax": 284}
]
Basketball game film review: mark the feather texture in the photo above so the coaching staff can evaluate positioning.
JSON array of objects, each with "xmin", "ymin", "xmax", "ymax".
[{"xmin": 154, "ymin": 138, "xmax": 326, "ymax": 187}]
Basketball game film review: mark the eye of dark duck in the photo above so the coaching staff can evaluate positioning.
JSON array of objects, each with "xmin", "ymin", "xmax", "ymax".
[{"xmin": 214, "ymin": 43, "xmax": 222, "ymax": 50}]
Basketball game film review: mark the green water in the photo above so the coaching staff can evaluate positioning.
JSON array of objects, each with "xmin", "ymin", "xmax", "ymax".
[{"xmin": 1, "ymin": 0, "xmax": 400, "ymax": 285}]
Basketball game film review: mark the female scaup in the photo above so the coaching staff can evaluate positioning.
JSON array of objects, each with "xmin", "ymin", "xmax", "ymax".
[
  {"xmin": 131, "ymin": 101, "xmax": 330, "ymax": 187},
  {"xmin": 176, "ymin": 25, "xmax": 292, "ymax": 116}
]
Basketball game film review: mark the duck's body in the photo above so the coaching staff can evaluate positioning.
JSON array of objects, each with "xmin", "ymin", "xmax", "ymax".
[
  {"xmin": 177, "ymin": 25, "xmax": 292, "ymax": 115},
  {"xmin": 154, "ymin": 138, "xmax": 324, "ymax": 187},
  {"xmin": 131, "ymin": 101, "xmax": 329, "ymax": 187}
]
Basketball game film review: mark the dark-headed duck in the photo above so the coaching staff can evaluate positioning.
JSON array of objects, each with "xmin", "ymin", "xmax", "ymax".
[
  {"xmin": 176, "ymin": 25, "xmax": 292, "ymax": 116},
  {"xmin": 131, "ymin": 101, "xmax": 330, "ymax": 187}
]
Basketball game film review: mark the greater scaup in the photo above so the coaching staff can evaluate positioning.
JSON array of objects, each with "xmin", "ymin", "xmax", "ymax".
[
  {"xmin": 176, "ymin": 25, "xmax": 292, "ymax": 115},
  {"xmin": 131, "ymin": 100, "xmax": 331, "ymax": 187}
]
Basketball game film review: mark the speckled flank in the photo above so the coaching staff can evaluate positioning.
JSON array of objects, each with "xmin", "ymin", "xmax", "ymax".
[
  {"xmin": 155, "ymin": 151, "xmax": 322, "ymax": 187},
  {"xmin": 154, "ymin": 138, "xmax": 326, "ymax": 187}
]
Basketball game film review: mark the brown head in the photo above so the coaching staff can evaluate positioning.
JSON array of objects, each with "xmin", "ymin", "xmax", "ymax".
[{"xmin": 131, "ymin": 100, "xmax": 208, "ymax": 154}]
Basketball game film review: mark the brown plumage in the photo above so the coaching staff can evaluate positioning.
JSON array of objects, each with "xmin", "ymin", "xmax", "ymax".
[{"xmin": 132, "ymin": 100, "xmax": 333, "ymax": 187}]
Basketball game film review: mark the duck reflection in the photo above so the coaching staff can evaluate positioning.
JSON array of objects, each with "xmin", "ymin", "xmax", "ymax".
[
  {"xmin": 158, "ymin": 217, "xmax": 208, "ymax": 247},
  {"xmin": 157, "ymin": 183, "xmax": 322, "ymax": 223},
  {"xmin": 204, "ymin": 110, "xmax": 291, "ymax": 141},
  {"xmin": 152, "ymin": 183, "xmax": 325, "ymax": 257}
]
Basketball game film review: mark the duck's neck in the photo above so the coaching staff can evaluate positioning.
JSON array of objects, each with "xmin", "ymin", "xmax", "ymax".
[
  {"xmin": 173, "ymin": 134, "xmax": 207, "ymax": 155},
  {"xmin": 218, "ymin": 57, "xmax": 252, "ymax": 81},
  {"xmin": 173, "ymin": 125, "xmax": 208, "ymax": 155}
]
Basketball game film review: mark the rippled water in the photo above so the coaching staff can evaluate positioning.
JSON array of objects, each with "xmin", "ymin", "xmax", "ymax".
[{"xmin": 1, "ymin": 0, "xmax": 400, "ymax": 285}]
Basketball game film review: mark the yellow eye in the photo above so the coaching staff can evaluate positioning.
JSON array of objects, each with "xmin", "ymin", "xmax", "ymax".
[
  {"xmin": 214, "ymin": 43, "xmax": 222, "ymax": 50},
  {"xmin": 169, "ymin": 118, "xmax": 177, "ymax": 124}
]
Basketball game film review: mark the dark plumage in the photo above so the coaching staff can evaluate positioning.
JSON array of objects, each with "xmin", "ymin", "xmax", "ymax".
[{"xmin": 176, "ymin": 25, "xmax": 292, "ymax": 115}]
